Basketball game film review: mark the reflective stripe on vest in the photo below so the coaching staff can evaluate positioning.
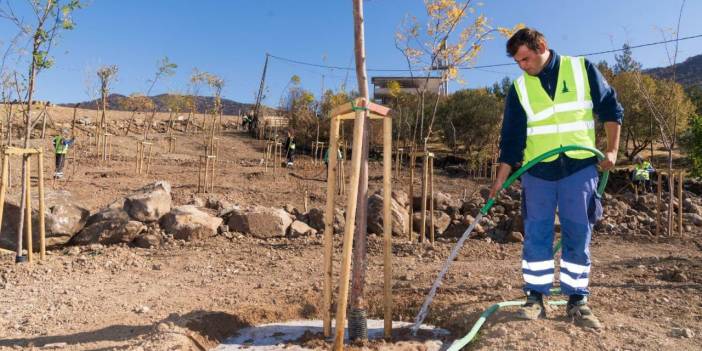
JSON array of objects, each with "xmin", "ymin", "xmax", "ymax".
[{"xmin": 514, "ymin": 56, "xmax": 596, "ymax": 163}]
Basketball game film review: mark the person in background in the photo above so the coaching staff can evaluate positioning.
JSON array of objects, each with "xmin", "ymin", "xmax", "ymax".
[
  {"xmin": 632, "ymin": 155, "xmax": 654, "ymax": 192},
  {"xmin": 52, "ymin": 130, "xmax": 74, "ymax": 179},
  {"xmin": 284, "ymin": 129, "xmax": 296, "ymax": 167}
]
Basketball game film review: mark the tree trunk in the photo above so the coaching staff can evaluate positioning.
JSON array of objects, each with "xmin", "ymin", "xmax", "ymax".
[
  {"xmin": 71, "ymin": 104, "xmax": 78, "ymax": 138},
  {"xmin": 167, "ymin": 110, "xmax": 174, "ymax": 136},
  {"xmin": 17, "ymin": 37, "xmax": 40, "ymax": 259},
  {"xmin": 667, "ymin": 149, "xmax": 674, "ymax": 235},
  {"xmin": 349, "ymin": 0, "xmax": 370, "ymax": 342},
  {"xmin": 144, "ymin": 108, "xmax": 156, "ymax": 140}
]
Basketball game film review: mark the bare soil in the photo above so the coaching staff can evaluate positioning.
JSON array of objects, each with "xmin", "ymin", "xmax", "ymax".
[{"xmin": 0, "ymin": 106, "xmax": 700, "ymax": 350}]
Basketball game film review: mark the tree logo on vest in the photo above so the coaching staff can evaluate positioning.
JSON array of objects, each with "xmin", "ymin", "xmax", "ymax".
[{"xmin": 561, "ymin": 80, "xmax": 570, "ymax": 93}]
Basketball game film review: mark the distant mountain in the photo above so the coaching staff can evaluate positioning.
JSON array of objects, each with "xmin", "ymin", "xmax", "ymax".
[
  {"xmin": 645, "ymin": 53, "xmax": 702, "ymax": 87},
  {"xmin": 59, "ymin": 93, "xmax": 258, "ymax": 115}
]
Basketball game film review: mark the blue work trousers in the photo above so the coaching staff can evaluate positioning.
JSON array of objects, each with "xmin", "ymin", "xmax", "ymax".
[{"xmin": 520, "ymin": 165, "xmax": 602, "ymax": 296}]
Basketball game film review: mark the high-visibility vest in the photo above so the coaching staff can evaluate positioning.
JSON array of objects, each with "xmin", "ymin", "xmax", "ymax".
[
  {"xmin": 53, "ymin": 136, "xmax": 68, "ymax": 154},
  {"xmin": 514, "ymin": 55, "xmax": 596, "ymax": 163},
  {"xmin": 634, "ymin": 161, "xmax": 651, "ymax": 181}
]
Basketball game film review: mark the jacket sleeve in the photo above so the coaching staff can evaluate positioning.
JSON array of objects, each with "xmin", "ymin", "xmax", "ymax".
[
  {"xmin": 498, "ymin": 84, "xmax": 527, "ymax": 168},
  {"xmin": 585, "ymin": 59, "xmax": 624, "ymax": 124}
]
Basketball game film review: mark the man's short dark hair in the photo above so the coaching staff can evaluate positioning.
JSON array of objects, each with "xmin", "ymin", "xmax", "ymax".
[{"xmin": 506, "ymin": 28, "xmax": 547, "ymax": 57}]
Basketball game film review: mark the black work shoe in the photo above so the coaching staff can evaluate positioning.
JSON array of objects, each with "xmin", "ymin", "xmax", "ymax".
[{"xmin": 567, "ymin": 302, "xmax": 602, "ymax": 329}]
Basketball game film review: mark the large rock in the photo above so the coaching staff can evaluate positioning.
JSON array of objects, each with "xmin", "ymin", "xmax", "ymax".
[
  {"xmin": 289, "ymin": 220, "xmax": 317, "ymax": 237},
  {"xmin": 684, "ymin": 213, "xmax": 702, "ymax": 227},
  {"xmin": 434, "ymin": 191, "xmax": 460, "ymax": 211},
  {"xmin": 45, "ymin": 203, "xmax": 90, "ymax": 246},
  {"xmin": 412, "ymin": 211, "xmax": 451, "ymax": 236},
  {"xmin": 444, "ymin": 214, "xmax": 485, "ymax": 238},
  {"xmin": 305, "ymin": 207, "xmax": 345, "ymax": 234},
  {"xmin": 123, "ymin": 181, "xmax": 172, "ymax": 222},
  {"xmin": 368, "ymin": 192, "xmax": 409, "ymax": 237},
  {"xmin": 227, "ymin": 206, "xmax": 293, "ymax": 239},
  {"xmin": 71, "ymin": 204, "xmax": 146, "ymax": 246},
  {"xmin": 160, "ymin": 205, "xmax": 223, "ymax": 241},
  {"xmin": 0, "ymin": 191, "xmax": 90, "ymax": 250}
]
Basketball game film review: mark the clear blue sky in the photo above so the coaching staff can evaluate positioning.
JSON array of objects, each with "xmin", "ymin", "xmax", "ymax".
[{"xmin": 1, "ymin": 0, "xmax": 701, "ymax": 106}]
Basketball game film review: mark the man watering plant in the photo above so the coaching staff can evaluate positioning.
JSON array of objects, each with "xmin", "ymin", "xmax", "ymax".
[{"xmin": 489, "ymin": 28, "xmax": 623, "ymax": 329}]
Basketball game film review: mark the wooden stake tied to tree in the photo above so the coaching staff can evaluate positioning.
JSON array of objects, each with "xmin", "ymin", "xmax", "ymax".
[{"xmin": 0, "ymin": 0, "xmax": 82, "ymax": 260}]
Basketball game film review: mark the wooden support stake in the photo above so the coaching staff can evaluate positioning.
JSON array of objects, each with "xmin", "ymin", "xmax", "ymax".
[
  {"xmin": 408, "ymin": 152, "xmax": 415, "ymax": 241},
  {"xmin": 107, "ymin": 135, "xmax": 113, "ymax": 161},
  {"xmin": 37, "ymin": 150, "xmax": 46, "ymax": 260},
  {"xmin": 197, "ymin": 156, "xmax": 203, "ymax": 193},
  {"xmin": 24, "ymin": 156, "xmax": 32, "ymax": 262},
  {"xmin": 102, "ymin": 134, "xmax": 108, "ymax": 161},
  {"xmin": 420, "ymin": 154, "xmax": 428, "ymax": 242},
  {"xmin": 204, "ymin": 156, "xmax": 210, "ymax": 193},
  {"xmin": 656, "ymin": 171, "xmax": 662, "ymax": 235},
  {"xmin": 429, "ymin": 156, "xmax": 435, "ymax": 244},
  {"xmin": 322, "ymin": 117, "xmax": 340, "ymax": 337},
  {"xmin": 333, "ymin": 104, "xmax": 367, "ymax": 348},
  {"xmin": 134, "ymin": 141, "xmax": 141, "ymax": 174},
  {"xmin": 211, "ymin": 155, "xmax": 217, "ymax": 193},
  {"xmin": 382, "ymin": 116, "xmax": 392, "ymax": 338},
  {"xmin": 0, "ymin": 155, "xmax": 8, "ymax": 238},
  {"xmin": 145, "ymin": 144, "xmax": 153, "ymax": 175},
  {"xmin": 668, "ymin": 172, "xmax": 674, "ymax": 236},
  {"xmin": 679, "ymin": 171, "xmax": 684, "ymax": 236}
]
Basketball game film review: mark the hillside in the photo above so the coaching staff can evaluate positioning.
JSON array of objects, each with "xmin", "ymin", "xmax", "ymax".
[
  {"xmin": 59, "ymin": 93, "xmax": 258, "ymax": 115},
  {"xmin": 645, "ymin": 53, "xmax": 702, "ymax": 87}
]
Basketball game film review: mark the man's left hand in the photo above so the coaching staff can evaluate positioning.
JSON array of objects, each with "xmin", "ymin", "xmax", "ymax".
[{"xmin": 598, "ymin": 150, "xmax": 617, "ymax": 171}]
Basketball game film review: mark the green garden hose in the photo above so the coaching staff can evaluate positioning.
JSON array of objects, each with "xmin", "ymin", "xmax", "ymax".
[{"xmin": 444, "ymin": 145, "xmax": 610, "ymax": 350}]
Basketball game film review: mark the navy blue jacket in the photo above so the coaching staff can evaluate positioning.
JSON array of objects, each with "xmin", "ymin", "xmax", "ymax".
[{"xmin": 498, "ymin": 50, "xmax": 624, "ymax": 181}]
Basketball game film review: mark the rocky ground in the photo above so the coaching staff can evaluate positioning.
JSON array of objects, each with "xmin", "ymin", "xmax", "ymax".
[{"xmin": 0, "ymin": 105, "xmax": 700, "ymax": 350}]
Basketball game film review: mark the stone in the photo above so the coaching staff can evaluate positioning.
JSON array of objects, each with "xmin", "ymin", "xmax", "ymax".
[
  {"xmin": 227, "ymin": 206, "xmax": 293, "ymax": 239},
  {"xmin": 45, "ymin": 203, "xmax": 90, "ymax": 245},
  {"xmin": 289, "ymin": 220, "xmax": 317, "ymax": 237},
  {"xmin": 134, "ymin": 305, "xmax": 150, "ymax": 314},
  {"xmin": 685, "ymin": 213, "xmax": 702, "ymax": 226},
  {"xmin": 133, "ymin": 233, "xmax": 162, "ymax": 248},
  {"xmin": 412, "ymin": 211, "xmax": 451, "ymax": 236},
  {"xmin": 188, "ymin": 196, "xmax": 206, "ymax": 207},
  {"xmin": 204, "ymin": 196, "xmax": 234, "ymax": 213},
  {"xmin": 160, "ymin": 205, "xmax": 223, "ymax": 241},
  {"xmin": 505, "ymin": 231, "xmax": 524, "ymax": 243},
  {"xmin": 671, "ymin": 327, "xmax": 694, "ymax": 338},
  {"xmin": 368, "ymin": 191, "xmax": 410, "ymax": 237},
  {"xmin": 443, "ymin": 214, "xmax": 485, "ymax": 238},
  {"xmin": 0, "ymin": 190, "xmax": 90, "ymax": 250},
  {"xmin": 491, "ymin": 205, "xmax": 506, "ymax": 215},
  {"xmin": 306, "ymin": 208, "xmax": 325, "ymax": 231},
  {"xmin": 478, "ymin": 187, "xmax": 491, "ymax": 201},
  {"xmin": 305, "ymin": 207, "xmax": 344, "ymax": 234},
  {"xmin": 433, "ymin": 191, "xmax": 459, "ymax": 211},
  {"xmin": 123, "ymin": 181, "xmax": 172, "ymax": 222},
  {"xmin": 460, "ymin": 197, "xmax": 483, "ymax": 217},
  {"xmin": 42, "ymin": 342, "xmax": 68, "ymax": 349},
  {"xmin": 71, "ymin": 205, "xmax": 146, "ymax": 246},
  {"xmin": 392, "ymin": 190, "xmax": 409, "ymax": 208}
]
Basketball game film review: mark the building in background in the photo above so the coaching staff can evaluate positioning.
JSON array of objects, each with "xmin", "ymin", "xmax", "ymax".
[{"xmin": 371, "ymin": 76, "xmax": 446, "ymax": 104}]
